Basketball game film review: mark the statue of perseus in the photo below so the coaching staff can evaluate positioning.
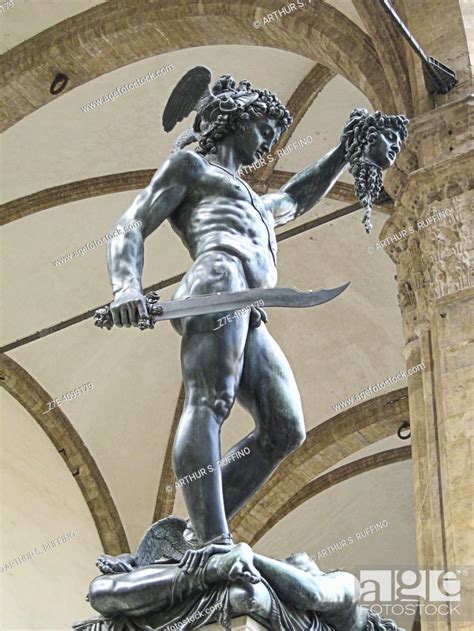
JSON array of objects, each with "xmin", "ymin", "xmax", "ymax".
[{"xmin": 77, "ymin": 66, "xmax": 408, "ymax": 630}]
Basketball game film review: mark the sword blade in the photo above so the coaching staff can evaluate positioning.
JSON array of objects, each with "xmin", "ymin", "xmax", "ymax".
[{"xmin": 152, "ymin": 283, "xmax": 350, "ymax": 321}]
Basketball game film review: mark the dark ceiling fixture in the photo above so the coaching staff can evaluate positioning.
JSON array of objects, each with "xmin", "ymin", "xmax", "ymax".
[
  {"xmin": 380, "ymin": 0, "xmax": 458, "ymax": 95},
  {"xmin": 397, "ymin": 420, "xmax": 411, "ymax": 440},
  {"xmin": 50, "ymin": 73, "xmax": 69, "ymax": 96}
]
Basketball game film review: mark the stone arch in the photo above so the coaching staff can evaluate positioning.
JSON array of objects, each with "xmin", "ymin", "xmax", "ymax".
[
  {"xmin": 0, "ymin": 0, "xmax": 397, "ymax": 131},
  {"xmin": 231, "ymin": 387, "xmax": 409, "ymax": 542},
  {"xmin": 0, "ymin": 352, "xmax": 129, "ymax": 555},
  {"xmin": 0, "ymin": 169, "xmax": 358, "ymax": 226},
  {"xmin": 352, "ymin": 0, "xmax": 413, "ymax": 116},
  {"xmin": 248, "ymin": 445, "xmax": 411, "ymax": 545}
]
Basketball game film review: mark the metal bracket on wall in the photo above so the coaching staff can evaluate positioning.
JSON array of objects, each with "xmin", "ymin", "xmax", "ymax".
[{"xmin": 380, "ymin": 0, "xmax": 458, "ymax": 95}]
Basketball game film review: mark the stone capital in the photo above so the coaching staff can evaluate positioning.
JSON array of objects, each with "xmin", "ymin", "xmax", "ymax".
[{"xmin": 383, "ymin": 95, "xmax": 473, "ymax": 209}]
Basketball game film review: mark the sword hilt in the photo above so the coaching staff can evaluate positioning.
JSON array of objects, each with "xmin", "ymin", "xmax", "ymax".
[{"xmin": 94, "ymin": 291, "xmax": 163, "ymax": 330}]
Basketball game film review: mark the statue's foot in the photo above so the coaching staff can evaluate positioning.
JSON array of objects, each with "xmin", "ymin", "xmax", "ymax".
[
  {"xmin": 217, "ymin": 543, "xmax": 261, "ymax": 585},
  {"xmin": 96, "ymin": 553, "xmax": 135, "ymax": 574}
]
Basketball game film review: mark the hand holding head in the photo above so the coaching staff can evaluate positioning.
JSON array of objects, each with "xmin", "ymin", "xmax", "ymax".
[{"xmin": 341, "ymin": 108, "xmax": 409, "ymax": 232}]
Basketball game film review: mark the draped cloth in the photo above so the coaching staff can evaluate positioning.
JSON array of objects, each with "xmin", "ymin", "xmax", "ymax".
[{"xmin": 72, "ymin": 573, "xmax": 336, "ymax": 631}]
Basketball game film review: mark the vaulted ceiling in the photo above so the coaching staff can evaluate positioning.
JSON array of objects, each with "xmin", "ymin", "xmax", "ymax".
[{"xmin": 0, "ymin": 1, "xmax": 434, "ymax": 629}]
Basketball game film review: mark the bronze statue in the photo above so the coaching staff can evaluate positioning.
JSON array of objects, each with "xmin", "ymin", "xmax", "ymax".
[
  {"xmin": 75, "ymin": 519, "xmax": 400, "ymax": 630},
  {"xmin": 77, "ymin": 66, "xmax": 408, "ymax": 630}
]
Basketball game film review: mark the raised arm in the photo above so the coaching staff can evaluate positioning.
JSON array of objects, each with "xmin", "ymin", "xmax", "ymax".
[
  {"xmin": 262, "ymin": 140, "xmax": 348, "ymax": 228},
  {"xmin": 107, "ymin": 150, "xmax": 200, "ymax": 327}
]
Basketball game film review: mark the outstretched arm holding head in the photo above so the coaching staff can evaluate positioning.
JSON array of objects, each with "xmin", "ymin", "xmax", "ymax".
[{"xmin": 261, "ymin": 136, "xmax": 349, "ymax": 228}]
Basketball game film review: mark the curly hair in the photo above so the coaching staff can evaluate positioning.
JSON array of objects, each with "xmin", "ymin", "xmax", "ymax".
[
  {"xmin": 343, "ymin": 108, "xmax": 409, "ymax": 233},
  {"xmin": 194, "ymin": 75, "xmax": 292, "ymax": 156}
]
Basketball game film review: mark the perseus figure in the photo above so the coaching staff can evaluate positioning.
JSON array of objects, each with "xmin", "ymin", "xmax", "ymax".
[{"xmin": 105, "ymin": 66, "xmax": 408, "ymax": 549}]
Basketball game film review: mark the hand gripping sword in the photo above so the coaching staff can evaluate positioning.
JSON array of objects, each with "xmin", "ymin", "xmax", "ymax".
[{"xmin": 94, "ymin": 283, "xmax": 350, "ymax": 331}]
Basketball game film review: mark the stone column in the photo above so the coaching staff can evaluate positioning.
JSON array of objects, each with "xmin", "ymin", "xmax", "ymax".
[{"xmin": 381, "ymin": 94, "xmax": 473, "ymax": 630}]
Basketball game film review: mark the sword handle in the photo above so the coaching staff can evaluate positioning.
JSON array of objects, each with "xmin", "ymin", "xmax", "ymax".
[{"xmin": 94, "ymin": 291, "xmax": 163, "ymax": 330}]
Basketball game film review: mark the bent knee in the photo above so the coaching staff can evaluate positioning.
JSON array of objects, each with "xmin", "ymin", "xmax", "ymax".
[
  {"xmin": 89, "ymin": 576, "xmax": 119, "ymax": 616},
  {"xmin": 281, "ymin": 424, "xmax": 306, "ymax": 455},
  {"xmin": 188, "ymin": 389, "xmax": 236, "ymax": 422},
  {"xmin": 229, "ymin": 582, "xmax": 271, "ymax": 617},
  {"xmin": 259, "ymin": 417, "xmax": 306, "ymax": 458}
]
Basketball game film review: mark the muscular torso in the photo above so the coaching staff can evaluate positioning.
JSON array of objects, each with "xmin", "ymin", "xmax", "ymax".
[{"xmin": 169, "ymin": 155, "xmax": 278, "ymax": 288}]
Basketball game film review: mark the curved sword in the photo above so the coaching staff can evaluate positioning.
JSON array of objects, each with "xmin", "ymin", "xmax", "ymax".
[{"xmin": 94, "ymin": 283, "xmax": 350, "ymax": 330}]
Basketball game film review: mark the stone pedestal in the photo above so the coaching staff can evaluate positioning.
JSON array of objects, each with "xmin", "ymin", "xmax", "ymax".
[{"xmin": 203, "ymin": 615, "xmax": 266, "ymax": 630}]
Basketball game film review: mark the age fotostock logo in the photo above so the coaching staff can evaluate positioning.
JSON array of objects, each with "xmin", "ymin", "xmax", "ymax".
[{"xmin": 357, "ymin": 568, "xmax": 472, "ymax": 620}]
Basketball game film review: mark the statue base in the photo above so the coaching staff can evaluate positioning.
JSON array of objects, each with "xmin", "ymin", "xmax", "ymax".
[
  {"xmin": 203, "ymin": 616, "xmax": 265, "ymax": 630},
  {"xmin": 74, "ymin": 517, "xmax": 402, "ymax": 630}
]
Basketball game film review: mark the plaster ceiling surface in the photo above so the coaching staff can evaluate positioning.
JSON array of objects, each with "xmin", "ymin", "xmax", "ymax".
[
  {"xmin": 0, "ymin": 0, "xmax": 366, "ymax": 56},
  {"xmin": 1, "ymin": 2, "xmax": 418, "ymax": 625},
  {"xmin": 326, "ymin": 0, "xmax": 366, "ymax": 32},
  {"xmin": 323, "ymin": 433, "xmax": 411, "ymax": 474},
  {"xmin": 0, "ymin": 392, "xmax": 102, "ymax": 628},
  {"xmin": 0, "ymin": 0, "xmax": 106, "ymax": 54},
  {"xmin": 256, "ymin": 461, "xmax": 418, "ymax": 630},
  {"xmin": 0, "ymin": 45, "xmax": 314, "ymax": 203}
]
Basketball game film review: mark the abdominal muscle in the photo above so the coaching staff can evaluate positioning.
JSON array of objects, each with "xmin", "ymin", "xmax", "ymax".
[
  {"xmin": 197, "ymin": 240, "xmax": 277, "ymax": 289},
  {"xmin": 173, "ymin": 199, "xmax": 278, "ymax": 291}
]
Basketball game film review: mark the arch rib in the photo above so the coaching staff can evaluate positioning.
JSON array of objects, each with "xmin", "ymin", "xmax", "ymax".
[
  {"xmin": 0, "ymin": 352, "xmax": 129, "ymax": 555},
  {"xmin": 0, "ymin": 0, "xmax": 396, "ymax": 131},
  {"xmin": 248, "ymin": 445, "xmax": 411, "ymax": 545}
]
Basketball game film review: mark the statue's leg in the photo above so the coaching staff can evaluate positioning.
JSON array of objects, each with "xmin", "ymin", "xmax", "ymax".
[
  {"xmin": 89, "ymin": 546, "xmax": 273, "ymax": 621},
  {"xmin": 89, "ymin": 565, "xmax": 186, "ymax": 617},
  {"xmin": 89, "ymin": 564, "xmax": 265, "ymax": 618},
  {"xmin": 221, "ymin": 323, "xmax": 306, "ymax": 518},
  {"xmin": 171, "ymin": 251, "xmax": 250, "ymax": 544}
]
